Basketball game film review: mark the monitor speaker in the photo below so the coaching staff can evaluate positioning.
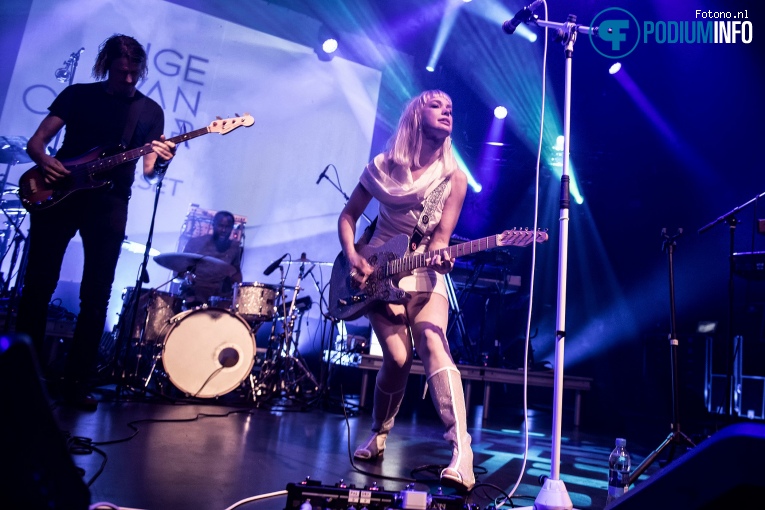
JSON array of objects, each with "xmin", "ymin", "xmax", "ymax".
[
  {"xmin": 0, "ymin": 333, "xmax": 91, "ymax": 509},
  {"xmin": 611, "ymin": 422, "xmax": 765, "ymax": 509}
]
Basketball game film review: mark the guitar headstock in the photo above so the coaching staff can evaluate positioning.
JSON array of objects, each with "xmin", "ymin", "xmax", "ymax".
[
  {"xmin": 497, "ymin": 228, "xmax": 549, "ymax": 247},
  {"xmin": 209, "ymin": 113, "xmax": 255, "ymax": 134}
]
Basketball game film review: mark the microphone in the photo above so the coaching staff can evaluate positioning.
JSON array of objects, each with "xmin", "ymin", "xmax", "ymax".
[
  {"xmin": 316, "ymin": 164, "xmax": 331, "ymax": 184},
  {"xmin": 502, "ymin": 0, "xmax": 543, "ymax": 34},
  {"xmin": 141, "ymin": 267, "xmax": 150, "ymax": 284},
  {"xmin": 263, "ymin": 253, "xmax": 288, "ymax": 275}
]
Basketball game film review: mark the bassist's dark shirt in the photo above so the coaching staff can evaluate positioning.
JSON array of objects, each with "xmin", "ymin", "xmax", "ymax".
[{"xmin": 49, "ymin": 82, "xmax": 164, "ymax": 200}]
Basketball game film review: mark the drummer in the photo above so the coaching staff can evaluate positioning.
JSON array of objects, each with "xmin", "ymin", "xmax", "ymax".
[{"xmin": 179, "ymin": 210, "xmax": 243, "ymax": 306}]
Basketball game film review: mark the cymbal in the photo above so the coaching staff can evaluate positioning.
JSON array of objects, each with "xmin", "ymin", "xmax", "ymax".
[
  {"xmin": 0, "ymin": 136, "xmax": 31, "ymax": 164},
  {"xmin": 0, "ymin": 198, "xmax": 25, "ymax": 214},
  {"xmin": 154, "ymin": 252, "xmax": 236, "ymax": 277}
]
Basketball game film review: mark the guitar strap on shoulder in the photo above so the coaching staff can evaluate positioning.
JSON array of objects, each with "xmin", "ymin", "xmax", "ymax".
[
  {"xmin": 121, "ymin": 96, "xmax": 147, "ymax": 148},
  {"xmin": 356, "ymin": 216, "xmax": 378, "ymax": 249},
  {"xmin": 409, "ymin": 177, "xmax": 449, "ymax": 252}
]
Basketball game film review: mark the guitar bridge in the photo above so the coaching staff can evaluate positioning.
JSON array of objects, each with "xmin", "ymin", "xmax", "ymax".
[{"xmin": 338, "ymin": 294, "xmax": 366, "ymax": 306}]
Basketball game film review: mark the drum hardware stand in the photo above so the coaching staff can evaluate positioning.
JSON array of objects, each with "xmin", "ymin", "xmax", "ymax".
[
  {"xmin": 252, "ymin": 263, "xmax": 319, "ymax": 406},
  {"xmin": 628, "ymin": 229, "xmax": 696, "ymax": 485},
  {"xmin": 0, "ymin": 145, "xmax": 31, "ymax": 329},
  {"xmin": 1, "ymin": 217, "xmax": 29, "ymax": 333}
]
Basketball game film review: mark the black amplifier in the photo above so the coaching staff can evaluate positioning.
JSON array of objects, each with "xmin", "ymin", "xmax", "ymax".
[{"xmin": 733, "ymin": 251, "xmax": 765, "ymax": 280}]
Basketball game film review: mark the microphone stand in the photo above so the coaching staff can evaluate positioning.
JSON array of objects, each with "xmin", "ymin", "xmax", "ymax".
[
  {"xmin": 51, "ymin": 48, "xmax": 84, "ymax": 154},
  {"xmin": 318, "ymin": 167, "xmax": 372, "ymax": 225},
  {"xmin": 318, "ymin": 166, "xmax": 371, "ymax": 410},
  {"xmin": 113, "ymin": 174, "xmax": 165, "ymax": 397},
  {"xmin": 698, "ymin": 190, "xmax": 765, "ymax": 418},
  {"xmin": 628, "ymin": 229, "xmax": 696, "ymax": 485},
  {"xmin": 510, "ymin": 10, "xmax": 601, "ymax": 510}
]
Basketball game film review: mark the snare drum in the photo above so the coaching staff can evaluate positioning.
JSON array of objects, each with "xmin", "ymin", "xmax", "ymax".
[
  {"xmin": 161, "ymin": 308, "xmax": 255, "ymax": 398},
  {"xmin": 120, "ymin": 287, "xmax": 183, "ymax": 342},
  {"xmin": 233, "ymin": 282, "xmax": 278, "ymax": 322}
]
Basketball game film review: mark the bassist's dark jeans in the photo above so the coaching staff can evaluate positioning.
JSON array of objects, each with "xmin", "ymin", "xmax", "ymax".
[{"xmin": 15, "ymin": 189, "xmax": 128, "ymax": 385}]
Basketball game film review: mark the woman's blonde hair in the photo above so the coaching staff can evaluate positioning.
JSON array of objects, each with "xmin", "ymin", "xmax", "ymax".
[{"xmin": 386, "ymin": 90, "xmax": 458, "ymax": 175}]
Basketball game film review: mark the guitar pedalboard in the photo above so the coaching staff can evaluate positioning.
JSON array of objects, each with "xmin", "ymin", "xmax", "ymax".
[{"xmin": 285, "ymin": 478, "xmax": 476, "ymax": 510}]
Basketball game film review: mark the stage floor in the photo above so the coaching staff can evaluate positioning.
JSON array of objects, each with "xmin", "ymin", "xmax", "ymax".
[{"xmin": 34, "ymin": 379, "xmax": 686, "ymax": 510}]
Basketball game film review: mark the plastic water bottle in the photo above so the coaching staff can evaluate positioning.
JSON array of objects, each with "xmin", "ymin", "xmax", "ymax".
[{"xmin": 606, "ymin": 438, "xmax": 631, "ymax": 505}]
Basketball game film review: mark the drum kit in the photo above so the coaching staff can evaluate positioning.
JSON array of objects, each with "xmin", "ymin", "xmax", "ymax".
[
  {"xmin": 114, "ymin": 251, "xmax": 325, "ymax": 404},
  {"xmin": 0, "ymin": 137, "xmax": 30, "ymax": 310}
]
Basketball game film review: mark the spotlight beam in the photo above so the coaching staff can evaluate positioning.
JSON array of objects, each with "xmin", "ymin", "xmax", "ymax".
[{"xmin": 425, "ymin": 0, "xmax": 467, "ymax": 71}]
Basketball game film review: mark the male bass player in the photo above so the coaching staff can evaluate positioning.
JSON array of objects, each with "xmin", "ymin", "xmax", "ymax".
[{"xmin": 15, "ymin": 34, "xmax": 175, "ymax": 410}]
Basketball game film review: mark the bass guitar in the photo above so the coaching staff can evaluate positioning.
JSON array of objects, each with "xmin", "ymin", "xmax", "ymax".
[
  {"xmin": 18, "ymin": 114, "xmax": 254, "ymax": 211},
  {"xmin": 328, "ymin": 228, "xmax": 548, "ymax": 321}
]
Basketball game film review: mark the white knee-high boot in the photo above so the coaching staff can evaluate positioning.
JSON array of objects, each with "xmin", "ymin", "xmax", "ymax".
[
  {"xmin": 428, "ymin": 366, "xmax": 475, "ymax": 491},
  {"xmin": 354, "ymin": 382, "xmax": 407, "ymax": 459}
]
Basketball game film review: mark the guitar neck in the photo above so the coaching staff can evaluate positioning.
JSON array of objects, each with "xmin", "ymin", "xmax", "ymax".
[
  {"xmin": 386, "ymin": 235, "xmax": 499, "ymax": 276},
  {"xmin": 85, "ymin": 126, "xmax": 210, "ymax": 173}
]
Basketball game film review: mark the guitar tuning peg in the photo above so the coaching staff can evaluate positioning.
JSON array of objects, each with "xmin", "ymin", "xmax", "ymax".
[
  {"xmin": 216, "ymin": 116, "xmax": 222, "ymax": 120},
  {"xmin": 234, "ymin": 112, "xmax": 241, "ymax": 117}
]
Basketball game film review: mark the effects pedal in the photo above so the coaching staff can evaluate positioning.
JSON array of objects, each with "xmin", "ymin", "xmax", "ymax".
[{"xmin": 285, "ymin": 478, "xmax": 472, "ymax": 510}]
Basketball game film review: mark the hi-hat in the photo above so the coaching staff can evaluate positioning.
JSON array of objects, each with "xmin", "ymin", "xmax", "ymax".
[
  {"xmin": 0, "ymin": 136, "xmax": 32, "ymax": 164},
  {"xmin": 154, "ymin": 252, "xmax": 236, "ymax": 277}
]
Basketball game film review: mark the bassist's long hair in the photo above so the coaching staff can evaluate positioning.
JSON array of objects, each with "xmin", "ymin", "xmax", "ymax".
[{"xmin": 92, "ymin": 34, "xmax": 148, "ymax": 82}]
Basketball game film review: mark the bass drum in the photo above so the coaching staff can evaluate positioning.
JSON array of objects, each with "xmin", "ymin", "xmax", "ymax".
[{"xmin": 161, "ymin": 308, "xmax": 255, "ymax": 398}]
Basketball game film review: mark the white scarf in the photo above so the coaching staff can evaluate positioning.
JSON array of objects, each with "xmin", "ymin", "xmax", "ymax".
[{"xmin": 360, "ymin": 153, "xmax": 450, "ymax": 210}]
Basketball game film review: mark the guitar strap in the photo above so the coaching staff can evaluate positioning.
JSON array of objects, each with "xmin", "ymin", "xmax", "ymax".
[
  {"xmin": 409, "ymin": 177, "xmax": 449, "ymax": 252},
  {"xmin": 120, "ymin": 96, "xmax": 147, "ymax": 148},
  {"xmin": 355, "ymin": 216, "xmax": 378, "ymax": 249}
]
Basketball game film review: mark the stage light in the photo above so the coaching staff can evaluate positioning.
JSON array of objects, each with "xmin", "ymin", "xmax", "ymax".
[
  {"xmin": 423, "ymin": 0, "xmax": 467, "ymax": 79},
  {"xmin": 425, "ymin": 65, "xmax": 435, "ymax": 72},
  {"xmin": 609, "ymin": 62, "xmax": 622, "ymax": 75},
  {"xmin": 321, "ymin": 38, "xmax": 338, "ymax": 54},
  {"xmin": 494, "ymin": 106, "xmax": 508, "ymax": 119},
  {"xmin": 315, "ymin": 25, "xmax": 339, "ymax": 61}
]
